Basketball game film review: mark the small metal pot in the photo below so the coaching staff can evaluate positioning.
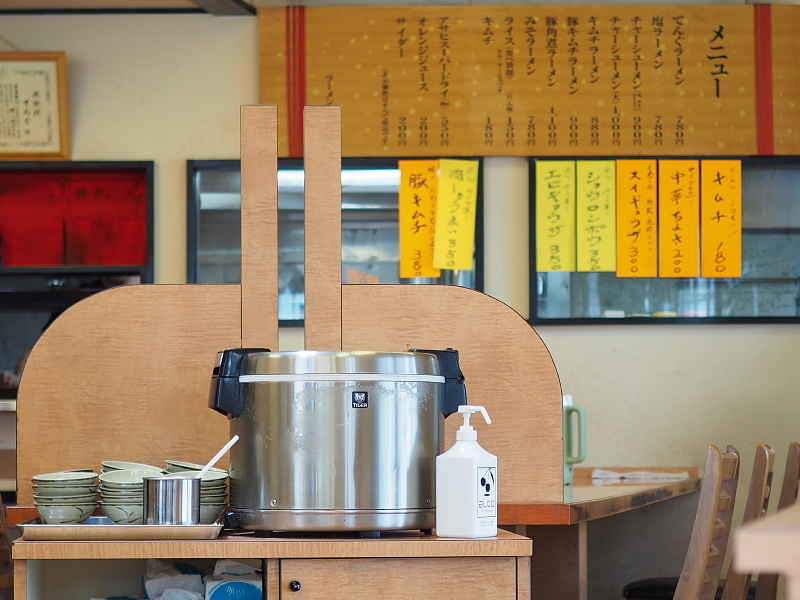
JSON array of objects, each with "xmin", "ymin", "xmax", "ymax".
[{"xmin": 143, "ymin": 476, "xmax": 201, "ymax": 525}]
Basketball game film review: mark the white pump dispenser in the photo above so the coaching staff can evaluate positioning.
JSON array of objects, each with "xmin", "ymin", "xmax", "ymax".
[{"xmin": 435, "ymin": 405, "xmax": 497, "ymax": 538}]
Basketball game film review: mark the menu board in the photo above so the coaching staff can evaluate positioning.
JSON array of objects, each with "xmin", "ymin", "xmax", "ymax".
[
  {"xmin": 576, "ymin": 160, "xmax": 615, "ymax": 272},
  {"xmin": 398, "ymin": 160, "xmax": 440, "ymax": 278},
  {"xmin": 771, "ymin": 6, "xmax": 800, "ymax": 155},
  {"xmin": 535, "ymin": 160, "xmax": 576, "ymax": 272},
  {"xmin": 700, "ymin": 160, "xmax": 742, "ymax": 278},
  {"xmin": 261, "ymin": 6, "xmax": 758, "ymax": 157},
  {"xmin": 433, "ymin": 159, "xmax": 479, "ymax": 270},
  {"xmin": 616, "ymin": 160, "xmax": 658, "ymax": 277},
  {"xmin": 658, "ymin": 160, "xmax": 700, "ymax": 278}
]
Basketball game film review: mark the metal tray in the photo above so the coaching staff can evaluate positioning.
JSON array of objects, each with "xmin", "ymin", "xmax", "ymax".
[{"xmin": 19, "ymin": 516, "xmax": 223, "ymax": 541}]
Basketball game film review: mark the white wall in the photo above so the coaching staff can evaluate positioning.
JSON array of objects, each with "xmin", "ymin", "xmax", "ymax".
[
  {"xmin": 7, "ymin": 11, "xmax": 800, "ymax": 489},
  {"xmin": 1, "ymin": 14, "xmax": 259, "ymax": 283}
]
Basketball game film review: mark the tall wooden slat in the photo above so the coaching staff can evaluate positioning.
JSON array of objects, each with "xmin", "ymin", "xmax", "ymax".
[
  {"xmin": 341, "ymin": 284, "xmax": 564, "ymax": 503},
  {"xmin": 303, "ymin": 105, "xmax": 342, "ymax": 350},
  {"xmin": 240, "ymin": 105, "xmax": 279, "ymax": 350},
  {"xmin": 16, "ymin": 285, "xmax": 241, "ymax": 503}
]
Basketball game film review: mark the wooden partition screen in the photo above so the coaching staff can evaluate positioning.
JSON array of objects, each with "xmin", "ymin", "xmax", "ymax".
[{"xmin": 16, "ymin": 105, "xmax": 563, "ymax": 505}]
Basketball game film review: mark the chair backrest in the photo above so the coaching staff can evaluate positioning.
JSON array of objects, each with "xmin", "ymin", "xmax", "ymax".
[
  {"xmin": 720, "ymin": 444, "xmax": 776, "ymax": 600},
  {"xmin": 0, "ymin": 494, "xmax": 12, "ymax": 590},
  {"xmin": 752, "ymin": 442, "xmax": 800, "ymax": 600},
  {"xmin": 674, "ymin": 445, "xmax": 740, "ymax": 600}
]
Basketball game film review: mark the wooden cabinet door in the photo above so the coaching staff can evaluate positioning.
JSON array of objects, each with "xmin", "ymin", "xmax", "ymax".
[{"xmin": 279, "ymin": 557, "xmax": 519, "ymax": 599}]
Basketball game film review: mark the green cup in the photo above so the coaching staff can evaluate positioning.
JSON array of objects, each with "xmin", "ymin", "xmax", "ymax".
[{"xmin": 563, "ymin": 397, "xmax": 587, "ymax": 486}]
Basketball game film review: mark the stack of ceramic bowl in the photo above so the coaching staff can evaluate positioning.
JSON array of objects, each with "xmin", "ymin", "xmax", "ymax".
[
  {"xmin": 32, "ymin": 471, "xmax": 98, "ymax": 524},
  {"xmin": 101, "ymin": 461, "xmax": 165, "ymax": 474},
  {"xmin": 166, "ymin": 463, "xmax": 229, "ymax": 524},
  {"xmin": 98, "ymin": 466, "xmax": 163, "ymax": 524}
]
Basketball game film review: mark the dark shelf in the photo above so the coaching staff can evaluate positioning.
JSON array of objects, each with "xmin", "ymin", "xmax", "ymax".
[
  {"xmin": 0, "ymin": 266, "xmax": 147, "ymax": 276},
  {"xmin": 0, "ymin": 289, "xmax": 100, "ymax": 310}
]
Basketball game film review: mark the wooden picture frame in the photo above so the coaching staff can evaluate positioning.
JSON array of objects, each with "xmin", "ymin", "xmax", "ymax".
[{"xmin": 0, "ymin": 52, "xmax": 70, "ymax": 160}]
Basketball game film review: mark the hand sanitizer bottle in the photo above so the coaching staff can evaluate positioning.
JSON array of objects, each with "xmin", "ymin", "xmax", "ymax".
[{"xmin": 436, "ymin": 405, "xmax": 497, "ymax": 538}]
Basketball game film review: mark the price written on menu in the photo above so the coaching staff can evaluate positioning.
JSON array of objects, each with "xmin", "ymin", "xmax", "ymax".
[
  {"xmin": 576, "ymin": 160, "xmax": 615, "ymax": 272},
  {"xmin": 399, "ymin": 160, "xmax": 440, "ymax": 278},
  {"xmin": 700, "ymin": 160, "xmax": 741, "ymax": 278},
  {"xmin": 433, "ymin": 159, "xmax": 478, "ymax": 271},
  {"xmin": 262, "ymin": 5, "xmax": 758, "ymax": 157},
  {"xmin": 535, "ymin": 161, "xmax": 576, "ymax": 272},
  {"xmin": 659, "ymin": 160, "xmax": 700, "ymax": 277},
  {"xmin": 616, "ymin": 160, "xmax": 658, "ymax": 277}
]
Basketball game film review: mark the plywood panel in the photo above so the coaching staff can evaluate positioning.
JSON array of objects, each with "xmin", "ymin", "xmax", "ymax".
[
  {"xmin": 771, "ymin": 6, "xmax": 800, "ymax": 155},
  {"xmin": 261, "ymin": 6, "xmax": 758, "ymax": 157},
  {"xmin": 240, "ymin": 105, "xmax": 279, "ymax": 350},
  {"xmin": 303, "ymin": 106, "xmax": 342, "ymax": 351},
  {"xmin": 13, "ymin": 529, "xmax": 531, "ymax": 559},
  {"xmin": 16, "ymin": 284, "xmax": 241, "ymax": 503},
  {"xmin": 341, "ymin": 284, "xmax": 563, "ymax": 503},
  {"xmin": 280, "ymin": 557, "xmax": 518, "ymax": 600}
]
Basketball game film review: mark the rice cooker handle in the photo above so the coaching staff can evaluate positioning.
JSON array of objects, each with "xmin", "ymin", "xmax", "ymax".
[
  {"xmin": 208, "ymin": 348, "xmax": 270, "ymax": 420},
  {"xmin": 411, "ymin": 348, "xmax": 467, "ymax": 418}
]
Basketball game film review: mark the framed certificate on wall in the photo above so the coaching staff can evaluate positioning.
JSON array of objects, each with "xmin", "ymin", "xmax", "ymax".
[{"xmin": 0, "ymin": 52, "xmax": 70, "ymax": 160}]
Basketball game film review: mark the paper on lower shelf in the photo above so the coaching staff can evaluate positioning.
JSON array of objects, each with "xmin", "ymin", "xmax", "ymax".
[{"xmin": 591, "ymin": 468, "xmax": 691, "ymax": 481}]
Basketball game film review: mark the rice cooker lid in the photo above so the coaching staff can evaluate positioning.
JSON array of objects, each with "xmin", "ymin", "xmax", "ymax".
[{"xmin": 237, "ymin": 350, "xmax": 445, "ymax": 384}]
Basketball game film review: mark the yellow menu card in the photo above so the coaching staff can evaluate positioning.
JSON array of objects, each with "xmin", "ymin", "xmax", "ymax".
[
  {"xmin": 399, "ymin": 160, "xmax": 440, "ymax": 278},
  {"xmin": 536, "ymin": 161, "xmax": 576, "ymax": 272},
  {"xmin": 433, "ymin": 159, "xmax": 479, "ymax": 271},
  {"xmin": 616, "ymin": 160, "xmax": 658, "ymax": 277},
  {"xmin": 701, "ymin": 160, "xmax": 742, "ymax": 278},
  {"xmin": 576, "ymin": 161, "xmax": 616, "ymax": 272},
  {"xmin": 658, "ymin": 160, "xmax": 700, "ymax": 278}
]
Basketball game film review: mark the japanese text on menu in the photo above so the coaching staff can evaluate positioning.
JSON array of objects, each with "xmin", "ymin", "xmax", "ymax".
[
  {"xmin": 576, "ymin": 161, "xmax": 616, "ymax": 272},
  {"xmin": 301, "ymin": 6, "xmax": 753, "ymax": 157},
  {"xmin": 701, "ymin": 160, "xmax": 741, "ymax": 278},
  {"xmin": 616, "ymin": 160, "xmax": 658, "ymax": 277},
  {"xmin": 535, "ymin": 161, "xmax": 576, "ymax": 272},
  {"xmin": 399, "ymin": 160, "xmax": 441, "ymax": 278},
  {"xmin": 433, "ymin": 159, "xmax": 479, "ymax": 271},
  {"xmin": 658, "ymin": 160, "xmax": 700, "ymax": 277}
]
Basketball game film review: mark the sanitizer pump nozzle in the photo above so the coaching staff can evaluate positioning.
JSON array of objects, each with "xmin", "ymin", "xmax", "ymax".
[{"xmin": 456, "ymin": 405, "xmax": 492, "ymax": 440}]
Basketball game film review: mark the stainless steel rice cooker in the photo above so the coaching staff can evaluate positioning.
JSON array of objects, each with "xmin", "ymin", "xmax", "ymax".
[{"xmin": 208, "ymin": 348, "xmax": 467, "ymax": 533}]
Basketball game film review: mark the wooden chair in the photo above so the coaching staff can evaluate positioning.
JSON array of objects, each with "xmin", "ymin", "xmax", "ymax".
[
  {"xmin": 753, "ymin": 442, "xmax": 800, "ymax": 600},
  {"xmin": 0, "ymin": 493, "xmax": 14, "ymax": 598},
  {"xmin": 623, "ymin": 445, "xmax": 741, "ymax": 600},
  {"xmin": 721, "ymin": 444, "xmax": 775, "ymax": 600}
]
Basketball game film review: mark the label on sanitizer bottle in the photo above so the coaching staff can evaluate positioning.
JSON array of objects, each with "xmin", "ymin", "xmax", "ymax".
[{"xmin": 477, "ymin": 466, "xmax": 497, "ymax": 518}]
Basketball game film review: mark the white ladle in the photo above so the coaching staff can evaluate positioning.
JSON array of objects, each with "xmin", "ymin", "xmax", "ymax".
[{"xmin": 196, "ymin": 435, "xmax": 239, "ymax": 480}]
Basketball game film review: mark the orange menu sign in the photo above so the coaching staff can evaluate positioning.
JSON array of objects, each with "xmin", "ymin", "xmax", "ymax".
[
  {"xmin": 658, "ymin": 160, "xmax": 700, "ymax": 277},
  {"xmin": 399, "ymin": 160, "xmax": 440, "ymax": 278},
  {"xmin": 616, "ymin": 160, "xmax": 658, "ymax": 277},
  {"xmin": 701, "ymin": 160, "xmax": 742, "ymax": 278}
]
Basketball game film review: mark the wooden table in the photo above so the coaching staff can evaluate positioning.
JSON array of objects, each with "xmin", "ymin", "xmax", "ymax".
[
  {"xmin": 13, "ymin": 530, "xmax": 531, "ymax": 600},
  {"xmin": 735, "ymin": 502, "xmax": 800, "ymax": 600},
  {"xmin": 501, "ymin": 467, "xmax": 701, "ymax": 600}
]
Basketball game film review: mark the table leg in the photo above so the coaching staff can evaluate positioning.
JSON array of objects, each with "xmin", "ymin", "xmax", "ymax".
[
  {"xmin": 14, "ymin": 559, "xmax": 26, "ymax": 600},
  {"xmin": 517, "ymin": 556, "xmax": 531, "ymax": 600},
  {"xmin": 526, "ymin": 523, "xmax": 587, "ymax": 600}
]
